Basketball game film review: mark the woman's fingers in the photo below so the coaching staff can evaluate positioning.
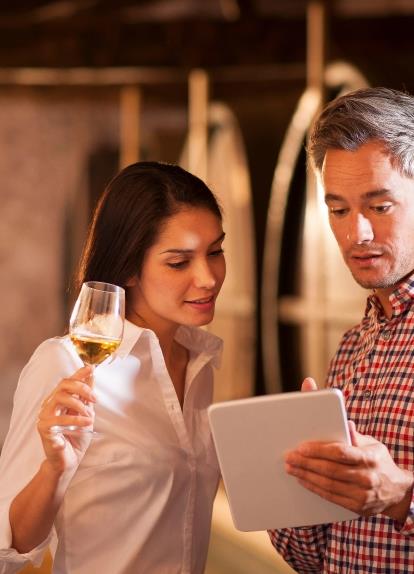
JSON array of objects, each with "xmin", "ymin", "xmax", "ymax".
[
  {"xmin": 39, "ymin": 413, "xmax": 94, "ymax": 432},
  {"xmin": 41, "ymin": 380, "xmax": 96, "ymax": 414},
  {"xmin": 37, "ymin": 367, "xmax": 96, "ymax": 439}
]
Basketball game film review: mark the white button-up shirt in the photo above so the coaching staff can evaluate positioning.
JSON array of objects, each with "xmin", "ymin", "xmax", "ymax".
[{"xmin": 0, "ymin": 320, "xmax": 222, "ymax": 574}]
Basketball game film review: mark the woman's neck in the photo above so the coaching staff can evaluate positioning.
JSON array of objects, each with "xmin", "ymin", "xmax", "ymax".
[{"xmin": 127, "ymin": 306, "xmax": 179, "ymax": 360}]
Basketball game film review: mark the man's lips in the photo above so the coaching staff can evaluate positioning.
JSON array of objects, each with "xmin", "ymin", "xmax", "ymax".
[
  {"xmin": 347, "ymin": 251, "xmax": 383, "ymax": 266},
  {"xmin": 351, "ymin": 253, "xmax": 382, "ymax": 259}
]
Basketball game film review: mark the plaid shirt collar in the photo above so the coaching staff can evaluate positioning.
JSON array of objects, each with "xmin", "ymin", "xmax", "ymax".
[{"xmin": 365, "ymin": 272, "xmax": 414, "ymax": 321}]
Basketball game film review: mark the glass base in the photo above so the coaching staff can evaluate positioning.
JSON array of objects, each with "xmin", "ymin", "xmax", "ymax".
[{"xmin": 50, "ymin": 425, "xmax": 102, "ymax": 438}]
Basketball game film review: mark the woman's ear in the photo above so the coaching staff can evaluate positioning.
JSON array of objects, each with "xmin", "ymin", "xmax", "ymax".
[{"xmin": 125, "ymin": 275, "xmax": 139, "ymax": 288}]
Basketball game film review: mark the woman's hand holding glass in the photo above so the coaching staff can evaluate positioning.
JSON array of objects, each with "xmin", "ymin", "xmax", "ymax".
[
  {"xmin": 37, "ymin": 366, "xmax": 96, "ymax": 473},
  {"xmin": 49, "ymin": 281, "xmax": 125, "ymax": 438}
]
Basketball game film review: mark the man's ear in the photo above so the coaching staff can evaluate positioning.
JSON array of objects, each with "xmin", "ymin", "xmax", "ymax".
[{"xmin": 125, "ymin": 275, "xmax": 139, "ymax": 287}]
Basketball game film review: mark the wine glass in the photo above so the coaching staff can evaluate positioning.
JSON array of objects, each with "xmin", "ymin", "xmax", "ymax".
[{"xmin": 51, "ymin": 281, "xmax": 125, "ymax": 436}]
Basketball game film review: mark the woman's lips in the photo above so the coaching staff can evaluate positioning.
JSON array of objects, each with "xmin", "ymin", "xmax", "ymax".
[{"xmin": 185, "ymin": 295, "xmax": 215, "ymax": 311}]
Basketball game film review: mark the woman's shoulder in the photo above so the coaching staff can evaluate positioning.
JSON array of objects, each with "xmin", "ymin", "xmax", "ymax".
[
  {"xmin": 28, "ymin": 334, "xmax": 77, "ymax": 363},
  {"xmin": 18, "ymin": 335, "xmax": 82, "ymax": 390},
  {"xmin": 6, "ymin": 336, "xmax": 81, "ymax": 429}
]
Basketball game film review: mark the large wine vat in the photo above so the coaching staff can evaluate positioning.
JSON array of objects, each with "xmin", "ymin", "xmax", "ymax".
[
  {"xmin": 262, "ymin": 62, "xmax": 369, "ymax": 393},
  {"xmin": 181, "ymin": 101, "xmax": 256, "ymax": 401}
]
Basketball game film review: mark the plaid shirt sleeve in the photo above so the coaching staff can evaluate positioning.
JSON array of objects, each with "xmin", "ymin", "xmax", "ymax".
[
  {"xmin": 267, "ymin": 525, "xmax": 328, "ymax": 573},
  {"xmin": 394, "ymin": 497, "xmax": 414, "ymax": 536},
  {"xmin": 268, "ymin": 279, "xmax": 414, "ymax": 572}
]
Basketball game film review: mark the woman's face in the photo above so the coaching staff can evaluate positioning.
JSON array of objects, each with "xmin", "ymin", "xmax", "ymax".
[{"xmin": 127, "ymin": 207, "xmax": 226, "ymax": 333}]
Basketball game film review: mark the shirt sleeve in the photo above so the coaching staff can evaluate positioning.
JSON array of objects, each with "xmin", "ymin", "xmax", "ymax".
[
  {"xmin": 0, "ymin": 337, "xmax": 80, "ymax": 571},
  {"xmin": 267, "ymin": 525, "xmax": 328, "ymax": 573},
  {"xmin": 393, "ymin": 494, "xmax": 414, "ymax": 536}
]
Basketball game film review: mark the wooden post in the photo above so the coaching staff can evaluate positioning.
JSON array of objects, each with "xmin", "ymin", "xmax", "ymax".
[
  {"xmin": 302, "ymin": 0, "xmax": 327, "ymax": 385},
  {"xmin": 188, "ymin": 68, "xmax": 209, "ymax": 181},
  {"xmin": 119, "ymin": 85, "xmax": 141, "ymax": 169}
]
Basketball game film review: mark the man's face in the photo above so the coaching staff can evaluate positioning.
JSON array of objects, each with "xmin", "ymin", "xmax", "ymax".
[{"xmin": 322, "ymin": 140, "xmax": 414, "ymax": 294}]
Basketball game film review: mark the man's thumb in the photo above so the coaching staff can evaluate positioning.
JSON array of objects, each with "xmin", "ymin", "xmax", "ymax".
[
  {"xmin": 348, "ymin": 420, "xmax": 358, "ymax": 446},
  {"xmin": 301, "ymin": 377, "xmax": 318, "ymax": 392}
]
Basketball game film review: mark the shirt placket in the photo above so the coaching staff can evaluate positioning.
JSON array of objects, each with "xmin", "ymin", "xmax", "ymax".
[{"xmin": 149, "ymin": 335, "xmax": 199, "ymax": 574}]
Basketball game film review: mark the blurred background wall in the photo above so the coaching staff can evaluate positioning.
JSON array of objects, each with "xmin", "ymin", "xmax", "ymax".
[{"xmin": 2, "ymin": 1, "xmax": 414, "ymax": 572}]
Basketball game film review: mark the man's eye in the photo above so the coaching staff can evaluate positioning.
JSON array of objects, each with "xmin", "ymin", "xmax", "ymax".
[
  {"xmin": 167, "ymin": 261, "xmax": 188, "ymax": 269},
  {"xmin": 372, "ymin": 204, "xmax": 391, "ymax": 214},
  {"xmin": 329, "ymin": 207, "xmax": 348, "ymax": 217}
]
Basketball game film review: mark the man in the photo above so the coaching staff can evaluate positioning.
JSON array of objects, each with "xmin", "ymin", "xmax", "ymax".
[{"xmin": 269, "ymin": 87, "xmax": 414, "ymax": 572}]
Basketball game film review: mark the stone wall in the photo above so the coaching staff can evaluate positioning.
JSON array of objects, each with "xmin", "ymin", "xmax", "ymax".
[{"xmin": 0, "ymin": 87, "xmax": 119, "ymax": 443}]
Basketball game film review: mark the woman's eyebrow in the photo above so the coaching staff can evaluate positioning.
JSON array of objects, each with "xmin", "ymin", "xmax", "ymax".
[
  {"xmin": 160, "ymin": 232, "xmax": 225, "ymax": 255},
  {"xmin": 210, "ymin": 232, "xmax": 226, "ymax": 246}
]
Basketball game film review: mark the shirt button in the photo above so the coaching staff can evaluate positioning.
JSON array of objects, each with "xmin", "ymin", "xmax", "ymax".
[
  {"xmin": 381, "ymin": 330, "xmax": 391, "ymax": 340},
  {"xmin": 363, "ymin": 389, "xmax": 372, "ymax": 399}
]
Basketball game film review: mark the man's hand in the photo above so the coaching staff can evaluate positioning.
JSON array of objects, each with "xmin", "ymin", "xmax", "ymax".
[{"xmin": 284, "ymin": 379, "xmax": 414, "ymax": 523}]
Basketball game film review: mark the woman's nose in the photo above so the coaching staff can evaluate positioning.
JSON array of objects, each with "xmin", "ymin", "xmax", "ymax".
[{"xmin": 193, "ymin": 262, "xmax": 217, "ymax": 289}]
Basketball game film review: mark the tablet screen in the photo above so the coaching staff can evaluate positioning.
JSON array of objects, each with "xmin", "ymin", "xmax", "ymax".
[{"xmin": 208, "ymin": 389, "xmax": 358, "ymax": 531}]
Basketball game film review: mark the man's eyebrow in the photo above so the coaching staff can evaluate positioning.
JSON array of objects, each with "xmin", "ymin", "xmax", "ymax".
[
  {"xmin": 160, "ymin": 232, "xmax": 226, "ymax": 255},
  {"xmin": 324, "ymin": 189, "xmax": 394, "ymax": 203}
]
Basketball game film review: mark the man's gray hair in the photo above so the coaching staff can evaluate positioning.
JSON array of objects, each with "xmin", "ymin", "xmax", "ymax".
[{"xmin": 309, "ymin": 87, "xmax": 414, "ymax": 177}]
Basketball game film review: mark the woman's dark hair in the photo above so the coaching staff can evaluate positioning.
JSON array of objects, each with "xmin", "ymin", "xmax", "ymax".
[{"xmin": 75, "ymin": 161, "xmax": 222, "ymax": 293}]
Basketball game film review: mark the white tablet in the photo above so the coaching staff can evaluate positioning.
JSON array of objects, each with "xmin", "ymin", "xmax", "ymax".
[{"xmin": 208, "ymin": 389, "xmax": 358, "ymax": 531}]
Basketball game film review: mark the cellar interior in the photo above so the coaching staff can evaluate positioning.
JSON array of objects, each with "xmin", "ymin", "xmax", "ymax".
[{"xmin": 1, "ymin": 1, "xmax": 414, "ymax": 573}]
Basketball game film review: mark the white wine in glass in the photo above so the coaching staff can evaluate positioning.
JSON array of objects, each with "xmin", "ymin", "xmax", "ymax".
[{"xmin": 51, "ymin": 281, "xmax": 125, "ymax": 435}]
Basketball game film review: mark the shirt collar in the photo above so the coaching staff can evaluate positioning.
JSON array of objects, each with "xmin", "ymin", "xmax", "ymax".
[
  {"xmin": 117, "ymin": 320, "xmax": 223, "ymax": 368},
  {"xmin": 366, "ymin": 272, "xmax": 414, "ymax": 319}
]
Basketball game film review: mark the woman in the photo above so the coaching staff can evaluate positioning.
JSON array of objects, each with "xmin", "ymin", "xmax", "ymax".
[{"xmin": 0, "ymin": 162, "xmax": 226, "ymax": 574}]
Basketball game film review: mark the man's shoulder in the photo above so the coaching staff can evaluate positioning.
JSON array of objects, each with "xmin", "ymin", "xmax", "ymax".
[{"xmin": 338, "ymin": 322, "xmax": 363, "ymax": 348}]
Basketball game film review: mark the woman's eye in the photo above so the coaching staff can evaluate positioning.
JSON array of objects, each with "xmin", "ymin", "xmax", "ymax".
[
  {"xmin": 167, "ymin": 261, "xmax": 189, "ymax": 269},
  {"xmin": 209, "ymin": 248, "xmax": 224, "ymax": 257}
]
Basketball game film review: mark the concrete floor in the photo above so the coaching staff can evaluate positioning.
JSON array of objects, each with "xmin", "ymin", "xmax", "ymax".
[{"xmin": 205, "ymin": 487, "xmax": 295, "ymax": 574}]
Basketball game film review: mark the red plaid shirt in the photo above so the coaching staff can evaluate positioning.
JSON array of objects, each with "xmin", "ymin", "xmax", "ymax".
[{"xmin": 268, "ymin": 276, "xmax": 414, "ymax": 573}]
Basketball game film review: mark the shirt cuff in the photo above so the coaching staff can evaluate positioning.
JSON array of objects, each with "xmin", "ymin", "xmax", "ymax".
[
  {"xmin": 393, "ymin": 499, "xmax": 414, "ymax": 536},
  {"xmin": 0, "ymin": 530, "xmax": 52, "ymax": 573}
]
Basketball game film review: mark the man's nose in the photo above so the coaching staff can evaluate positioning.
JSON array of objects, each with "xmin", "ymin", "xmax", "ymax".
[{"xmin": 347, "ymin": 213, "xmax": 374, "ymax": 244}]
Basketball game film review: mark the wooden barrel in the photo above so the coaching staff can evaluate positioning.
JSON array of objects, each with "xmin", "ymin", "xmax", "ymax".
[
  {"xmin": 261, "ymin": 62, "xmax": 369, "ymax": 393},
  {"xmin": 181, "ymin": 102, "xmax": 256, "ymax": 401}
]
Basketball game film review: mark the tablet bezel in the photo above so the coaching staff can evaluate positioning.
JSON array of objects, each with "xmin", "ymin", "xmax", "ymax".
[{"xmin": 208, "ymin": 389, "xmax": 358, "ymax": 531}]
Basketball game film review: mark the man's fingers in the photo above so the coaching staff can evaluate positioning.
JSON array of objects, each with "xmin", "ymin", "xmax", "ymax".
[
  {"xmin": 296, "ymin": 477, "xmax": 372, "ymax": 515},
  {"xmin": 348, "ymin": 420, "xmax": 358, "ymax": 446},
  {"xmin": 286, "ymin": 441, "xmax": 374, "ymax": 467},
  {"xmin": 295, "ymin": 441, "xmax": 361, "ymax": 463},
  {"xmin": 285, "ymin": 454, "xmax": 378, "ymax": 488},
  {"xmin": 301, "ymin": 377, "xmax": 318, "ymax": 392}
]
